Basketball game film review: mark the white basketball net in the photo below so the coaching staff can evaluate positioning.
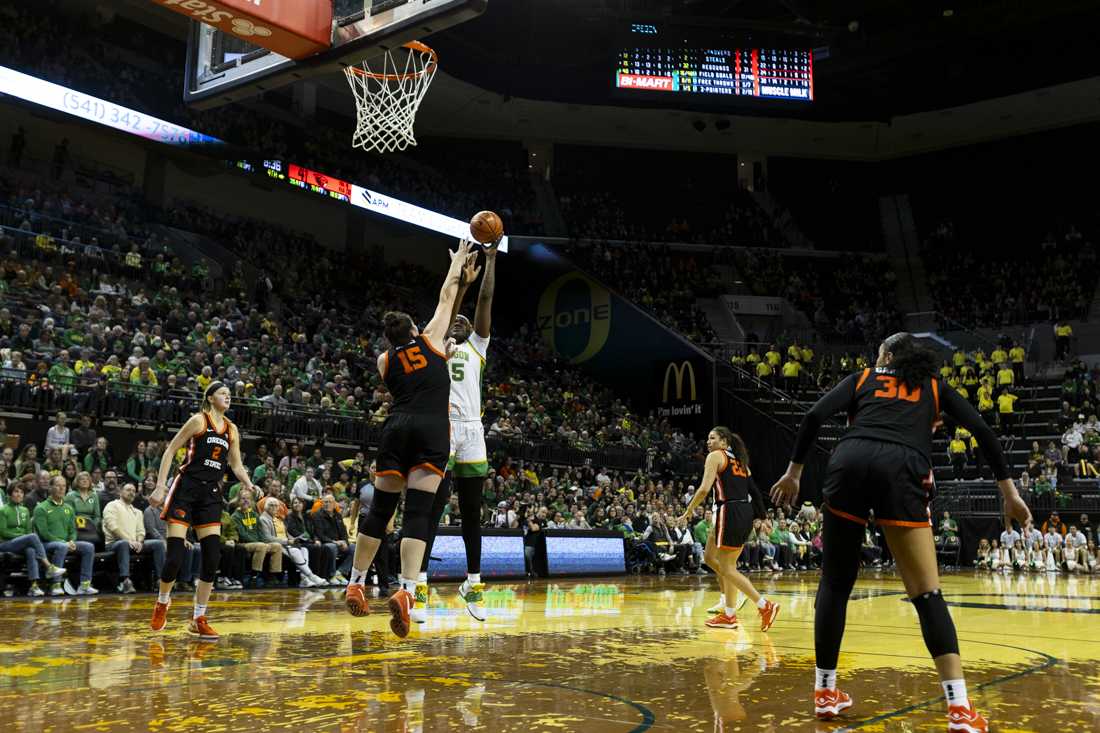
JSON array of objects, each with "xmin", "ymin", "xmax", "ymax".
[{"xmin": 344, "ymin": 42, "xmax": 438, "ymax": 154}]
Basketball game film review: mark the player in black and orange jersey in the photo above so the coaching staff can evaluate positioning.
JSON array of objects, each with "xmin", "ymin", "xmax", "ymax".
[
  {"xmin": 148, "ymin": 381, "xmax": 254, "ymax": 641},
  {"xmin": 771, "ymin": 333, "xmax": 1030, "ymax": 733},
  {"xmin": 679, "ymin": 426, "xmax": 779, "ymax": 633},
  {"xmin": 345, "ymin": 238, "xmax": 479, "ymax": 638}
]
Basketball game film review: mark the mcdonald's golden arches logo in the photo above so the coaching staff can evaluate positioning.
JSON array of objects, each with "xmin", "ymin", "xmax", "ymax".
[{"xmin": 663, "ymin": 361, "xmax": 697, "ymax": 402}]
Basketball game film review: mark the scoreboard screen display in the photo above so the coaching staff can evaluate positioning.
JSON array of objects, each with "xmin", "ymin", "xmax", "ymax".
[{"xmin": 615, "ymin": 25, "xmax": 813, "ymax": 102}]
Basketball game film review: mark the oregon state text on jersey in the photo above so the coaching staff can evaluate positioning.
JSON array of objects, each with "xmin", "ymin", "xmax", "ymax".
[
  {"xmin": 180, "ymin": 413, "xmax": 233, "ymax": 483},
  {"xmin": 382, "ymin": 335, "xmax": 450, "ymax": 416}
]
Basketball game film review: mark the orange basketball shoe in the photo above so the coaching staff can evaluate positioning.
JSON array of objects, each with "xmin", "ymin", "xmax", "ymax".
[
  {"xmin": 150, "ymin": 601, "xmax": 170, "ymax": 632},
  {"xmin": 345, "ymin": 583, "xmax": 370, "ymax": 617},
  {"xmin": 814, "ymin": 688, "xmax": 853, "ymax": 720},
  {"xmin": 759, "ymin": 599, "xmax": 780, "ymax": 632},
  {"xmin": 188, "ymin": 615, "xmax": 219, "ymax": 641},
  {"xmin": 947, "ymin": 703, "xmax": 988, "ymax": 733},
  {"xmin": 388, "ymin": 588, "xmax": 414, "ymax": 638},
  {"xmin": 704, "ymin": 612, "xmax": 740, "ymax": 629}
]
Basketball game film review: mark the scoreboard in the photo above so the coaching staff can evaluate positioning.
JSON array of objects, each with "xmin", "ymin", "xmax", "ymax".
[{"xmin": 615, "ymin": 26, "xmax": 813, "ymax": 102}]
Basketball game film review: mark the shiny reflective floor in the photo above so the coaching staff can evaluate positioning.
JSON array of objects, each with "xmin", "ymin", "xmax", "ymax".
[{"xmin": 1, "ymin": 572, "xmax": 1098, "ymax": 732}]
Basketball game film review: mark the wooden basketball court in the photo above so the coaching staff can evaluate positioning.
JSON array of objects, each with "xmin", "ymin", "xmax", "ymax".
[{"xmin": 1, "ymin": 572, "xmax": 1096, "ymax": 732}]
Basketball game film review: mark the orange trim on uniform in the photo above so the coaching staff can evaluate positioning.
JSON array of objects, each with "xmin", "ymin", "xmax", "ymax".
[
  {"xmin": 826, "ymin": 504, "xmax": 868, "ymax": 526},
  {"xmin": 717, "ymin": 545, "xmax": 743, "ymax": 552},
  {"xmin": 375, "ymin": 469, "xmax": 405, "ymax": 479},
  {"xmin": 714, "ymin": 475, "xmax": 726, "ymax": 503},
  {"xmin": 167, "ymin": 518, "xmax": 190, "ymax": 528},
  {"xmin": 931, "ymin": 378, "xmax": 940, "ymax": 419},
  {"xmin": 876, "ymin": 517, "xmax": 933, "ymax": 528},
  {"xmin": 855, "ymin": 368, "xmax": 871, "ymax": 392},
  {"xmin": 420, "ymin": 335, "xmax": 447, "ymax": 359},
  {"xmin": 193, "ymin": 522, "xmax": 221, "ymax": 530},
  {"xmin": 715, "ymin": 504, "xmax": 727, "ymax": 546},
  {"xmin": 411, "ymin": 462, "xmax": 445, "ymax": 478}
]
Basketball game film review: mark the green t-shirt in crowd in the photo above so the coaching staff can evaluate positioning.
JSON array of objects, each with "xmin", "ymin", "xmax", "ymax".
[{"xmin": 33, "ymin": 499, "xmax": 76, "ymax": 543}]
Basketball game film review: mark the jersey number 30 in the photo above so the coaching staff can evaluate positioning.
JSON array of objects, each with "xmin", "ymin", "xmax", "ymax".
[
  {"xmin": 397, "ymin": 346, "xmax": 428, "ymax": 374},
  {"xmin": 873, "ymin": 375, "xmax": 921, "ymax": 402}
]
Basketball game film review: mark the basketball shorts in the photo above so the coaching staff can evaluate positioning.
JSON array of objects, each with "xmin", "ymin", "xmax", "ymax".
[
  {"xmin": 447, "ymin": 420, "xmax": 488, "ymax": 478},
  {"xmin": 715, "ymin": 500, "xmax": 753, "ymax": 550},
  {"xmin": 822, "ymin": 438, "xmax": 934, "ymax": 528},
  {"xmin": 161, "ymin": 474, "xmax": 224, "ymax": 529},
  {"xmin": 376, "ymin": 412, "xmax": 449, "ymax": 479}
]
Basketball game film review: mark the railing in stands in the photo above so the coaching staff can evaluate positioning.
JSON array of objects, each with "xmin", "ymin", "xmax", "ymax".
[{"xmin": 0, "ymin": 376, "xmax": 670, "ymax": 474}]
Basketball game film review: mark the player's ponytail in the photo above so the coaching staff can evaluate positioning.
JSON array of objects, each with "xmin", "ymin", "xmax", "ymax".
[
  {"xmin": 712, "ymin": 425, "xmax": 750, "ymax": 468},
  {"xmin": 382, "ymin": 311, "xmax": 414, "ymax": 347},
  {"xmin": 882, "ymin": 332, "xmax": 938, "ymax": 389}
]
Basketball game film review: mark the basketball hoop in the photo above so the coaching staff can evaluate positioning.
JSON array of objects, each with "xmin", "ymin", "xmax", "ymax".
[{"xmin": 344, "ymin": 41, "xmax": 438, "ymax": 154}]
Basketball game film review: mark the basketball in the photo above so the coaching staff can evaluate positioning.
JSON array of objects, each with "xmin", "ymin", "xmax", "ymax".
[{"xmin": 469, "ymin": 210, "xmax": 504, "ymax": 244}]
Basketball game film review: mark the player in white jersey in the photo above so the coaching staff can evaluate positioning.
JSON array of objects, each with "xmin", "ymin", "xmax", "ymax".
[{"xmin": 415, "ymin": 238, "xmax": 497, "ymax": 622}]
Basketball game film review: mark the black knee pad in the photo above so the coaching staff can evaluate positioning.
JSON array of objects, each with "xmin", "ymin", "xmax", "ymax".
[
  {"xmin": 161, "ymin": 536, "xmax": 185, "ymax": 583},
  {"xmin": 359, "ymin": 489, "xmax": 402, "ymax": 538},
  {"xmin": 402, "ymin": 487, "xmax": 436, "ymax": 543},
  {"xmin": 199, "ymin": 534, "xmax": 221, "ymax": 583},
  {"xmin": 911, "ymin": 589, "xmax": 959, "ymax": 658}
]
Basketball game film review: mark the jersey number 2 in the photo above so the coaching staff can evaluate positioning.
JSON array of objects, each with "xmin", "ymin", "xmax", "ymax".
[
  {"xmin": 211, "ymin": 446, "xmax": 223, "ymax": 461},
  {"xmin": 397, "ymin": 346, "xmax": 428, "ymax": 374},
  {"xmin": 873, "ymin": 375, "xmax": 921, "ymax": 402}
]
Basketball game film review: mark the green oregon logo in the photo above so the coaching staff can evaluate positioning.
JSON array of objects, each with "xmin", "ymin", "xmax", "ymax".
[{"xmin": 537, "ymin": 272, "xmax": 611, "ymax": 364}]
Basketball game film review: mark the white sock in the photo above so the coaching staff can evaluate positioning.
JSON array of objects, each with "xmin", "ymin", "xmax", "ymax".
[
  {"xmin": 401, "ymin": 576, "xmax": 418, "ymax": 594},
  {"xmin": 816, "ymin": 667, "xmax": 837, "ymax": 691},
  {"xmin": 193, "ymin": 604, "xmax": 207, "ymax": 620},
  {"xmin": 941, "ymin": 679, "xmax": 969, "ymax": 708},
  {"xmin": 715, "ymin": 594, "xmax": 725, "ymax": 606},
  {"xmin": 417, "ymin": 571, "xmax": 428, "ymax": 584},
  {"xmin": 157, "ymin": 592, "xmax": 171, "ymax": 604},
  {"xmin": 724, "ymin": 606, "xmax": 735, "ymax": 616},
  {"xmin": 756, "ymin": 596, "xmax": 768, "ymax": 609},
  {"xmin": 349, "ymin": 568, "xmax": 367, "ymax": 586},
  {"xmin": 467, "ymin": 573, "xmax": 481, "ymax": 584}
]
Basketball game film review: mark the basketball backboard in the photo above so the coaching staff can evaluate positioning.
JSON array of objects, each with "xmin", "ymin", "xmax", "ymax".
[{"xmin": 183, "ymin": 0, "xmax": 485, "ymax": 108}]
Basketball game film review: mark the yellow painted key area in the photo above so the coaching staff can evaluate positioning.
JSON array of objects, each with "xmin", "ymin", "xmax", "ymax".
[{"xmin": 1, "ymin": 572, "xmax": 1097, "ymax": 732}]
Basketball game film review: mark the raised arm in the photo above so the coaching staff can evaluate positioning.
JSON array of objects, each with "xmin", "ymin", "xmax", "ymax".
[
  {"xmin": 473, "ymin": 240, "xmax": 499, "ymax": 338},
  {"xmin": 149, "ymin": 413, "xmax": 205, "ymax": 508},
  {"xmin": 423, "ymin": 239, "xmax": 476, "ymax": 348}
]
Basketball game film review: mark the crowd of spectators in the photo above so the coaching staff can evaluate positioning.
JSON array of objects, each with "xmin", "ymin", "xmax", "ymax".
[
  {"xmin": 736, "ymin": 250, "xmax": 904, "ymax": 344},
  {"xmin": 921, "ymin": 219, "xmax": 1099, "ymax": 329},
  {"xmin": 0, "ymin": 164, "xmax": 709, "ymax": 470},
  {"xmin": 974, "ymin": 512, "xmax": 1099, "ymax": 574}
]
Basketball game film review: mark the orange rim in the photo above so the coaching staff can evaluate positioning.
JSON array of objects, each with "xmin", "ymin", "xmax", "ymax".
[{"xmin": 347, "ymin": 41, "xmax": 438, "ymax": 82}]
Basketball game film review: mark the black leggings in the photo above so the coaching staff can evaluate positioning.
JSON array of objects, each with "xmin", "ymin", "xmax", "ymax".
[
  {"xmin": 421, "ymin": 475, "xmax": 485, "ymax": 576},
  {"xmin": 814, "ymin": 510, "xmax": 863, "ymax": 670}
]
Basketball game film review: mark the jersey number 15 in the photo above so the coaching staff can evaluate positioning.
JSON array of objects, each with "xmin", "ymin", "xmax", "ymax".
[{"xmin": 397, "ymin": 346, "xmax": 428, "ymax": 374}]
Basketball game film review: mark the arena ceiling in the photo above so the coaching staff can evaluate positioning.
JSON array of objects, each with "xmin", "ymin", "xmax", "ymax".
[{"xmin": 424, "ymin": 0, "xmax": 1100, "ymax": 121}]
